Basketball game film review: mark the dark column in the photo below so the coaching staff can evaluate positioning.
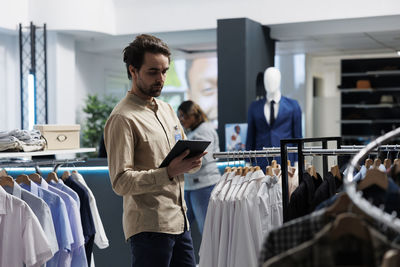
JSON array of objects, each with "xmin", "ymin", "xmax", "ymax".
[{"xmin": 217, "ymin": 18, "xmax": 275, "ymax": 151}]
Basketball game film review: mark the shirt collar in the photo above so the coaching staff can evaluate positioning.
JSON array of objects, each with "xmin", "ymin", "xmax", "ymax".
[
  {"xmin": 251, "ymin": 169, "xmax": 265, "ymax": 181},
  {"xmin": 50, "ymin": 180, "xmax": 59, "ymax": 187},
  {"xmin": 39, "ymin": 178, "xmax": 49, "ymax": 189},
  {"xmin": 126, "ymin": 91, "xmax": 158, "ymax": 110},
  {"xmin": 12, "ymin": 182, "xmax": 22, "ymax": 199},
  {"xmin": 0, "ymin": 186, "xmax": 8, "ymax": 215},
  {"xmin": 267, "ymin": 91, "xmax": 281, "ymax": 104},
  {"xmin": 30, "ymin": 181, "xmax": 39, "ymax": 196}
]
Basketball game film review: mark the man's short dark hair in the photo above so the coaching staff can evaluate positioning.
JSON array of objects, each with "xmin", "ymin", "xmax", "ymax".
[{"xmin": 123, "ymin": 34, "xmax": 171, "ymax": 80}]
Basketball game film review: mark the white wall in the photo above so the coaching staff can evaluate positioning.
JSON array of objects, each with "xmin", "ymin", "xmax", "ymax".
[
  {"xmin": 0, "ymin": 34, "xmax": 20, "ymax": 131},
  {"xmin": 0, "ymin": 0, "xmax": 29, "ymax": 31},
  {"xmin": 0, "ymin": 0, "xmax": 114, "ymax": 34},
  {"xmin": 28, "ymin": 0, "xmax": 115, "ymax": 33},
  {"xmin": 305, "ymin": 55, "xmax": 342, "ymax": 139},
  {"xmin": 74, "ymin": 50, "xmax": 128, "ymax": 124},
  {"xmin": 275, "ymin": 54, "xmax": 307, "ymax": 137},
  {"xmin": 47, "ymin": 32, "xmax": 77, "ymax": 125}
]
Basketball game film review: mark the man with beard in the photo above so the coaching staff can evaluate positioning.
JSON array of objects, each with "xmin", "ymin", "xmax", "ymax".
[{"xmin": 104, "ymin": 34, "xmax": 204, "ymax": 267}]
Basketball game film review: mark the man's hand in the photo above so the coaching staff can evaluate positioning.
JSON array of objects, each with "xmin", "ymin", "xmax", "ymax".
[{"xmin": 166, "ymin": 149, "xmax": 207, "ymax": 178}]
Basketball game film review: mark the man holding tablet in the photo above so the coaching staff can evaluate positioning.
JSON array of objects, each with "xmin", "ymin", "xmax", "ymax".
[{"xmin": 104, "ymin": 34, "xmax": 206, "ymax": 267}]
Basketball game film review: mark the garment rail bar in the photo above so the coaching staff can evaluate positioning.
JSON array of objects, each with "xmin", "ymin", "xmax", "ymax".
[
  {"xmin": 0, "ymin": 158, "xmax": 85, "ymax": 174},
  {"xmin": 213, "ymin": 145, "xmax": 400, "ymax": 159}
]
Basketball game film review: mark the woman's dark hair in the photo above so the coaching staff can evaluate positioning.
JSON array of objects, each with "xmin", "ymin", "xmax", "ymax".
[
  {"xmin": 178, "ymin": 100, "xmax": 208, "ymax": 129},
  {"xmin": 123, "ymin": 34, "xmax": 171, "ymax": 80}
]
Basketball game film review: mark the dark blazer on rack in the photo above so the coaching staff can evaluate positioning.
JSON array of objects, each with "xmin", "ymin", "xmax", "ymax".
[{"xmin": 246, "ymin": 96, "xmax": 302, "ymax": 170}]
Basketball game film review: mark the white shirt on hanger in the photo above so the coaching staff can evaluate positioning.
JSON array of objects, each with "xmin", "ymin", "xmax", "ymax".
[
  {"xmin": 217, "ymin": 173, "xmax": 242, "ymax": 267},
  {"xmin": 211, "ymin": 172, "xmax": 235, "ymax": 267},
  {"xmin": 232, "ymin": 170, "xmax": 264, "ymax": 267},
  {"xmin": 234, "ymin": 171, "xmax": 253, "ymax": 201},
  {"xmin": 199, "ymin": 171, "xmax": 230, "ymax": 267},
  {"xmin": 268, "ymin": 175, "xmax": 283, "ymax": 229},
  {"xmin": 257, "ymin": 175, "xmax": 272, "ymax": 240},
  {"xmin": 258, "ymin": 174, "xmax": 283, "ymax": 241},
  {"xmin": 228, "ymin": 171, "xmax": 253, "ymax": 266},
  {"xmin": 3, "ymin": 181, "xmax": 59, "ymax": 257},
  {"xmin": 0, "ymin": 186, "xmax": 53, "ymax": 267}
]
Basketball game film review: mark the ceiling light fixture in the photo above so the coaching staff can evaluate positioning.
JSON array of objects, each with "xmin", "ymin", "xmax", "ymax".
[{"xmin": 397, "ymin": 50, "xmax": 400, "ymax": 56}]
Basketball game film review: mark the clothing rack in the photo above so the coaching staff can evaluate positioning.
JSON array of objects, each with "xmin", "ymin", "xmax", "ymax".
[
  {"xmin": 345, "ymin": 127, "xmax": 400, "ymax": 232},
  {"xmin": 0, "ymin": 158, "xmax": 85, "ymax": 174},
  {"xmin": 280, "ymin": 140, "xmax": 400, "ymax": 221},
  {"xmin": 214, "ymin": 139, "xmax": 400, "ymax": 223},
  {"xmin": 280, "ymin": 137, "xmax": 341, "ymax": 222}
]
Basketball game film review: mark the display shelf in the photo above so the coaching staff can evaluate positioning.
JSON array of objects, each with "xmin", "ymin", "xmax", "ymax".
[
  {"xmin": 0, "ymin": 148, "xmax": 96, "ymax": 159},
  {"xmin": 340, "ymin": 57, "xmax": 400, "ymax": 141},
  {"xmin": 342, "ymin": 135, "xmax": 400, "ymax": 140},
  {"xmin": 342, "ymin": 104, "xmax": 399, "ymax": 109},
  {"xmin": 367, "ymin": 70, "xmax": 400, "ymax": 76},
  {"xmin": 341, "ymin": 135, "xmax": 374, "ymax": 140},
  {"xmin": 341, "ymin": 120, "xmax": 373, "ymax": 124},
  {"xmin": 341, "ymin": 72, "xmax": 369, "ymax": 77},
  {"xmin": 342, "ymin": 70, "xmax": 400, "ymax": 77},
  {"xmin": 341, "ymin": 119, "xmax": 400, "ymax": 124},
  {"xmin": 340, "ymin": 87, "xmax": 400, "ymax": 93},
  {"xmin": 340, "ymin": 58, "xmax": 400, "ymax": 89}
]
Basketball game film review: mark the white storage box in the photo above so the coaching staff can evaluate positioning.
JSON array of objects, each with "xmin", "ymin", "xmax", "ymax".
[{"xmin": 34, "ymin": 124, "xmax": 81, "ymax": 150}]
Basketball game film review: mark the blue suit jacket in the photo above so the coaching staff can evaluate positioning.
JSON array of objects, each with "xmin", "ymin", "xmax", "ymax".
[{"xmin": 246, "ymin": 96, "xmax": 302, "ymax": 169}]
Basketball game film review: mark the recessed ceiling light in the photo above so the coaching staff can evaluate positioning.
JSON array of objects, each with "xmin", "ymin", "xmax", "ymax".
[{"xmin": 397, "ymin": 50, "xmax": 400, "ymax": 56}]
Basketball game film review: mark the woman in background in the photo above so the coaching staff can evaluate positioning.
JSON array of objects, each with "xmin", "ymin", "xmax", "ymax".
[{"xmin": 177, "ymin": 100, "xmax": 221, "ymax": 234}]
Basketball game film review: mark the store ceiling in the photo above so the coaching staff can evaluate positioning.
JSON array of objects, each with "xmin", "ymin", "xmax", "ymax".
[
  {"xmin": 271, "ymin": 15, "xmax": 400, "ymax": 56},
  {"xmin": 74, "ymin": 14, "xmax": 400, "ymax": 58}
]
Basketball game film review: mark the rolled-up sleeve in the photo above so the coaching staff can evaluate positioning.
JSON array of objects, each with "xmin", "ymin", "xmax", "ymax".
[{"xmin": 104, "ymin": 114, "xmax": 171, "ymax": 196}]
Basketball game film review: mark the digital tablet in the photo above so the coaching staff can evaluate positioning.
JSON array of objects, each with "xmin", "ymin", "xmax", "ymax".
[{"xmin": 159, "ymin": 140, "xmax": 211, "ymax": 168}]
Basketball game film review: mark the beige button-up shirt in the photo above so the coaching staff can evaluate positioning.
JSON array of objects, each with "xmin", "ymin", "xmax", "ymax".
[{"xmin": 104, "ymin": 92, "xmax": 188, "ymax": 240}]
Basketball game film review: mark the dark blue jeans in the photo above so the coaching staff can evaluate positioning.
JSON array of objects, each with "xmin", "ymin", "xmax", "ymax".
[{"xmin": 129, "ymin": 230, "xmax": 196, "ymax": 267}]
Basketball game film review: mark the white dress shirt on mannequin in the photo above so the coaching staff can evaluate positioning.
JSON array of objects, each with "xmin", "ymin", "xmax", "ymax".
[{"xmin": 263, "ymin": 67, "xmax": 282, "ymax": 125}]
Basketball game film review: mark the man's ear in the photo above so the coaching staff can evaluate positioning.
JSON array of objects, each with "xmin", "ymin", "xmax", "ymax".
[{"xmin": 129, "ymin": 65, "xmax": 137, "ymax": 80}]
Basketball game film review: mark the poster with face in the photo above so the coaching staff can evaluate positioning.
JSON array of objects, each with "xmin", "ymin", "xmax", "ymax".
[{"xmin": 187, "ymin": 57, "xmax": 218, "ymax": 124}]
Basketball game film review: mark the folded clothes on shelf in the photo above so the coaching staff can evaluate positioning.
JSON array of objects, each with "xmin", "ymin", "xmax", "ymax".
[{"xmin": 0, "ymin": 129, "xmax": 46, "ymax": 152}]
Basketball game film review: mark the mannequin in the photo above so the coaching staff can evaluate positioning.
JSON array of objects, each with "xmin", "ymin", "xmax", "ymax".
[
  {"xmin": 264, "ymin": 67, "xmax": 282, "ymax": 126},
  {"xmin": 246, "ymin": 67, "xmax": 302, "ymax": 170}
]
